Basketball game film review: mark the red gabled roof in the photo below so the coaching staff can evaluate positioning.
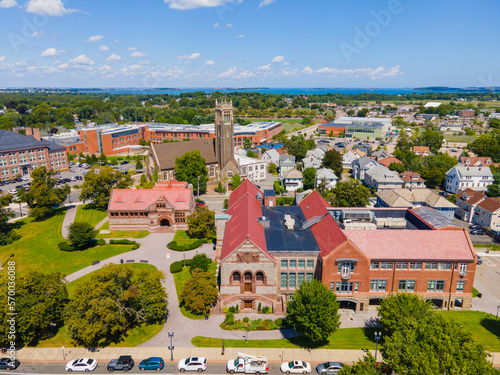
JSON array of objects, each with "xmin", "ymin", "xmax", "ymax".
[
  {"xmin": 227, "ymin": 179, "xmax": 262, "ymax": 210},
  {"xmin": 298, "ymin": 191, "xmax": 346, "ymax": 258},
  {"xmin": 378, "ymin": 157, "xmax": 402, "ymax": 167},
  {"xmin": 153, "ymin": 178, "xmax": 187, "ymax": 189},
  {"xmin": 221, "ymin": 193, "xmax": 267, "ymax": 261},
  {"xmin": 298, "ymin": 191, "xmax": 331, "ymax": 219},
  {"xmin": 458, "ymin": 188, "xmax": 486, "ymax": 205},
  {"xmin": 108, "ymin": 188, "xmax": 193, "ymax": 211}
]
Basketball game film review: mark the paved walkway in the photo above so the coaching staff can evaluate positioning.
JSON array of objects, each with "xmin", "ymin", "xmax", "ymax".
[
  {"xmin": 60, "ymin": 202, "xmax": 85, "ymax": 239},
  {"xmin": 94, "ymin": 216, "xmax": 109, "ymax": 231}
]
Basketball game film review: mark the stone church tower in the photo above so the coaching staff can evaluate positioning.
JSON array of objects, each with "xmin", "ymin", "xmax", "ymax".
[
  {"xmin": 214, "ymin": 99, "xmax": 239, "ymax": 188},
  {"xmin": 215, "ymin": 99, "xmax": 234, "ymax": 168}
]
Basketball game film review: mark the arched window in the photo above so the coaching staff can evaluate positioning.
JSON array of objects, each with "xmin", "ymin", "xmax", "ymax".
[
  {"xmin": 228, "ymin": 170, "xmax": 233, "ymax": 178},
  {"xmin": 244, "ymin": 272, "xmax": 252, "ymax": 281},
  {"xmin": 256, "ymin": 271, "xmax": 264, "ymax": 283},
  {"xmin": 209, "ymin": 165, "xmax": 215, "ymax": 178},
  {"xmin": 232, "ymin": 272, "xmax": 241, "ymax": 283}
]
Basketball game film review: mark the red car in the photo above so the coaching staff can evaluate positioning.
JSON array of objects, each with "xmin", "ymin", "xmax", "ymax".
[{"xmin": 196, "ymin": 201, "xmax": 205, "ymax": 207}]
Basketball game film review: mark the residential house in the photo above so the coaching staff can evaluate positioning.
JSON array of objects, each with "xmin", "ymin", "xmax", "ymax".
[
  {"xmin": 411, "ymin": 146, "xmax": 431, "ymax": 157},
  {"xmin": 399, "ymin": 171, "xmax": 426, "ymax": 189},
  {"xmin": 458, "ymin": 156, "xmax": 493, "ymax": 167},
  {"xmin": 376, "ymin": 188, "xmax": 457, "ymax": 219},
  {"xmin": 473, "ymin": 198, "xmax": 500, "ymax": 232},
  {"xmin": 456, "ymin": 188, "xmax": 486, "ymax": 222},
  {"xmin": 279, "ymin": 154, "xmax": 296, "ymax": 177},
  {"xmin": 373, "ymin": 150, "xmax": 390, "ymax": 160},
  {"xmin": 315, "ymin": 168, "xmax": 338, "ymax": 189},
  {"xmin": 343, "ymin": 150, "xmax": 361, "ymax": 170},
  {"xmin": 352, "ymin": 156, "xmax": 380, "ymax": 180},
  {"xmin": 283, "ymin": 169, "xmax": 303, "ymax": 191},
  {"xmin": 234, "ymin": 154, "xmax": 267, "ymax": 182},
  {"xmin": 364, "ymin": 165, "xmax": 404, "ymax": 191},
  {"xmin": 445, "ymin": 165, "xmax": 494, "ymax": 194},
  {"xmin": 378, "ymin": 157, "xmax": 403, "ymax": 168},
  {"xmin": 261, "ymin": 148, "xmax": 280, "ymax": 166}
]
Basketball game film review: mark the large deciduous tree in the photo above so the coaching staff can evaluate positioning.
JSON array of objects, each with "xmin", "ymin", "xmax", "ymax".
[
  {"xmin": 0, "ymin": 272, "xmax": 68, "ymax": 346},
  {"xmin": 181, "ymin": 269, "xmax": 218, "ymax": 315},
  {"xmin": 325, "ymin": 180, "xmax": 370, "ymax": 207},
  {"xmin": 21, "ymin": 166, "xmax": 70, "ymax": 220},
  {"xmin": 302, "ymin": 167, "xmax": 316, "ymax": 190},
  {"xmin": 66, "ymin": 264, "xmax": 167, "ymax": 347},
  {"xmin": 174, "ymin": 150, "xmax": 208, "ymax": 193},
  {"xmin": 286, "ymin": 279, "xmax": 340, "ymax": 344},
  {"xmin": 68, "ymin": 221, "xmax": 97, "ymax": 249},
  {"xmin": 231, "ymin": 174, "xmax": 242, "ymax": 190},
  {"xmin": 186, "ymin": 206, "xmax": 216, "ymax": 240},
  {"xmin": 416, "ymin": 127, "xmax": 444, "ymax": 154},
  {"xmin": 80, "ymin": 166, "xmax": 133, "ymax": 210},
  {"xmin": 322, "ymin": 149, "xmax": 343, "ymax": 179}
]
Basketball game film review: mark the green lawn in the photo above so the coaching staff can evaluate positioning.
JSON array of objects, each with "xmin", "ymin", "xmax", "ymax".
[
  {"xmin": 437, "ymin": 311, "xmax": 500, "ymax": 351},
  {"xmin": 443, "ymin": 134, "xmax": 478, "ymax": 143},
  {"xmin": 193, "ymin": 327, "xmax": 376, "ymax": 350},
  {"xmin": 174, "ymin": 262, "xmax": 218, "ymax": 320},
  {"xmin": 74, "ymin": 205, "xmax": 108, "ymax": 228},
  {"xmin": 0, "ymin": 209, "xmax": 136, "ymax": 275},
  {"xmin": 97, "ymin": 221, "xmax": 150, "ymax": 239},
  {"xmin": 171, "ymin": 230, "xmax": 204, "ymax": 250},
  {"xmin": 39, "ymin": 263, "xmax": 164, "ymax": 347}
]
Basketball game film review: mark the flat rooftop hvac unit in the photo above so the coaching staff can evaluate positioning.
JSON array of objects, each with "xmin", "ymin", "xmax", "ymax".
[{"xmin": 340, "ymin": 209, "xmax": 372, "ymax": 223}]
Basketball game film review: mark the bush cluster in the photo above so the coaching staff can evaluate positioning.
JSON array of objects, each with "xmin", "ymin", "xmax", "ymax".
[
  {"xmin": 96, "ymin": 239, "xmax": 106, "ymax": 246},
  {"xmin": 170, "ymin": 259, "xmax": 193, "ymax": 273},
  {"xmin": 58, "ymin": 241, "xmax": 75, "ymax": 251},
  {"xmin": 221, "ymin": 315, "xmax": 282, "ymax": 331},
  {"xmin": 276, "ymin": 197, "xmax": 294, "ymax": 206}
]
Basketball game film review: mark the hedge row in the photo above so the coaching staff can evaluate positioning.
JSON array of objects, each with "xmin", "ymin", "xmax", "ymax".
[
  {"xmin": 170, "ymin": 259, "xmax": 193, "ymax": 273},
  {"xmin": 168, "ymin": 239, "xmax": 202, "ymax": 251},
  {"xmin": 59, "ymin": 239, "xmax": 139, "ymax": 252},
  {"xmin": 110, "ymin": 239, "xmax": 140, "ymax": 249}
]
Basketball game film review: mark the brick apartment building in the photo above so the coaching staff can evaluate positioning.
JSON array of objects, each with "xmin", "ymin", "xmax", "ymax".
[
  {"xmin": 215, "ymin": 182, "xmax": 477, "ymax": 314},
  {"xmin": 0, "ymin": 129, "xmax": 68, "ymax": 181},
  {"xmin": 107, "ymin": 179, "xmax": 195, "ymax": 232}
]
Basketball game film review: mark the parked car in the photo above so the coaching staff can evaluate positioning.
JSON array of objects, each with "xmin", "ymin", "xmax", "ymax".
[
  {"xmin": 70, "ymin": 177, "xmax": 77, "ymax": 182},
  {"xmin": 65, "ymin": 358, "xmax": 98, "ymax": 372},
  {"xmin": 316, "ymin": 362, "xmax": 344, "ymax": 375},
  {"xmin": 469, "ymin": 224, "xmax": 482, "ymax": 230},
  {"xmin": 470, "ymin": 230, "xmax": 486, "ymax": 236},
  {"xmin": 281, "ymin": 361, "xmax": 311, "ymax": 374},
  {"xmin": 196, "ymin": 201, "xmax": 206, "ymax": 207},
  {"xmin": 0, "ymin": 358, "xmax": 20, "ymax": 370},
  {"xmin": 8, "ymin": 189, "xmax": 17, "ymax": 195},
  {"xmin": 107, "ymin": 355, "xmax": 134, "ymax": 372},
  {"xmin": 178, "ymin": 357, "xmax": 207, "ymax": 372},
  {"xmin": 139, "ymin": 357, "xmax": 165, "ymax": 371},
  {"xmin": 21, "ymin": 175, "xmax": 29, "ymax": 181},
  {"xmin": 76, "ymin": 175, "xmax": 83, "ymax": 181},
  {"xmin": 477, "ymin": 255, "xmax": 483, "ymax": 265}
]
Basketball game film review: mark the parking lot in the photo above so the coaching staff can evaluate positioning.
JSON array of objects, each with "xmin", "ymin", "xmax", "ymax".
[{"xmin": 473, "ymin": 253, "xmax": 500, "ymax": 315}]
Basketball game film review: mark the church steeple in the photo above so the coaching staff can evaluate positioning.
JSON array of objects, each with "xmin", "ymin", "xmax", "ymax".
[{"xmin": 214, "ymin": 99, "xmax": 234, "ymax": 169}]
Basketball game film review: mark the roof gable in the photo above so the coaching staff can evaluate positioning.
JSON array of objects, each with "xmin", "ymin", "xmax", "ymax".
[{"xmin": 227, "ymin": 179, "xmax": 262, "ymax": 210}]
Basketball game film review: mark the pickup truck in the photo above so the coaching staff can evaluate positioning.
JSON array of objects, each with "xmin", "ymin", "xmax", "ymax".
[
  {"xmin": 227, "ymin": 353, "xmax": 268, "ymax": 374},
  {"xmin": 107, "ymin": 355, "xmax": 134, "ymax": 372}
]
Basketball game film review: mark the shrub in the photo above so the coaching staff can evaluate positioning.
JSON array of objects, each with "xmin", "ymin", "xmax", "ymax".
[
  {"xmin": 225, "ymin": 311, "xmax": 235, "ymax": 325},
  {"xmin": 235, "ymin": 304, "xmax": 239, "ymax": 312},
  {"xmin": 258, "ymin": 302, "xmax": 262, "ymax": 312},
  {"xmin": 58, "ymin": 241, "xmax": 75, "ymax": 251},
  {"xmin": 190, "ymin": 253, "xmax": 211, "ymax": 274},
  {"xmin": 96, "ymin": 239, "xmax": 106, "ymax": 246},
  {"xmin": 275, "ymin": 318, "xmax": 283, "ymax": 328},
  {"xmin": 228, "ymin": 306, "xmax": 236, "ymax": 313},
  {"xmin": 273, "ymin": 180, "xmax": 282, "ymax": 194},
  {"xmin": 68, "ymin": 221, "xmax": 97, "ymax": 250},
  {"xmin": 132, "ymin": 243, "xmax": 140, "ymax": 250},
  {"xmin": 170, "ymin": 261, "xmax": 184, "ymax": 274},
  {"xmin": 262, "ymin": 306, "xmax": 271, "ymax": 314},
  {"xmin": 243, "ymin": 317, "xmax": 250, "ymax": 324},
  {"xmin": 110, "ymin": 239, "xmax": 136, "ymax": 244}
]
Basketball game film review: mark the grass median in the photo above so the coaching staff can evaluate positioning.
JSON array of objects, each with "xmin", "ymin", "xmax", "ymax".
[{"xmin": 97, "ymin": 221, "xmax": 150, "ymax": 239}]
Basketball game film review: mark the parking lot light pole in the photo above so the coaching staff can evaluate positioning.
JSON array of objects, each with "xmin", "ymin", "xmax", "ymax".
[
  {"xmin": 374, "ymin": 331, "xmax": 382, "ymax": 362},
  {"xmin": 19, "ymin": 203, "xmax": 22, "ymax": 217},
  {"xmin": 496, "ymin": 306, "xmax": 500, "ymax": 321},
  {"xmin": 168, "ymin": 330, "xmax": 174, "ymax": 361}
]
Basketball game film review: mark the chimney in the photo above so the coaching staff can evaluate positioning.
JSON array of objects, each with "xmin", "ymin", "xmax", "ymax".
[
  {"xmin": 33, "ymin": 128, "xmax": 41, "ymax": 141},
  {"xmin": 258, "ymin": 147, "xmax": 262, "ymax": 159},
  {"xmin": 25, "ymin": 127, "xmax": 33, "ymax": 136}
]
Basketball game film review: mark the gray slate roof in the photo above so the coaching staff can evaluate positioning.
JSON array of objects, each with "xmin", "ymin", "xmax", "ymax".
[{"xmin": 0, "ymin": 130, "xmax": 65, "ymax": 152}]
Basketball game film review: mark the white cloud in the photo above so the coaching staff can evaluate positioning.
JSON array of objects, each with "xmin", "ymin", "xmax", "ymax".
[
  {"xmin": 219, "ymin": 66, "xmax": 237, "ymax": 78},
  {"xmin": 213, "ymin": 22, "xmax": 220, "ymax": 28},
  {"xmin": 127, "ymin": 47, "xmax": 138, "ymax": 51},
  {"xmin": 130, "ymin": 51, "xmax": 147, "ymax": 58},
  {"xmin": 302, "ymin": 66, "xmax": 313, "ymax": 74},
  {"xmin": 272, "ymin": 55, "xmax": 285, "ymax": 63},
  {"xmin": 86, "ymin": 35, "xmax": 104, "ymax": 42},
  {"xmin": 204, "ymin": 60, "xmax": 215, "ymax": 66},
  {"xmin": 0, "ymin": 56, "xmax": 6, "ymax": 62},
  {"xmin": 99, "ymin": 45, "xmax": 110, "ymax": 51},
  {"xmin": 106, "ymin": 54, "xmax": 121, "ymax": 62},
  {"xmin": 259, "ymin": 0, "xmax": 275, "ymax": 7},
  {"xmin": 0, "ymin": 0, "xmax": 17, "ymax": 8},
  {"xmin": 40, "ymin": 48, "xmax": 65, "ymax": 57},
  {"xmin": 226, "ymin": 23, "xmax": 233, "ymax": 28},
  {"xmin": 70, "ymin": 54, "xmax": 94, "ymax": 65},
  {"xmin": 33, "ymin": 31, "xmax": 46, "ymax": 37},
  {"xmin": 311, "ymin": 65, "xmax": 403, "ymax": 79},
  {"xmin": 164, "ymin": 0, "xmax": 239, "ymax": 10},
  {"xmin": 26, "ymin": 0, "xmax": 80, "ymax": 16},
  {"xmin": 236, "ymin": 34, "xmax": 245, "ymax": 38},
  {"xmin": 257, "ymin": 64, "xmax": 271, "ymax": 71},
  {"xmin": 177, "ymin": 52, "xmax": 201, "ymax": 60}
]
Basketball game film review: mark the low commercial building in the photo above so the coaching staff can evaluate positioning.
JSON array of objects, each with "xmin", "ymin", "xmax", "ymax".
[
  {"xmin": 107, "ymin": 180, "xmax": 195, "ymax": 232},
  {"xmin": 0, "ymin": 129, "xmax": 68, "ymax": 180}
]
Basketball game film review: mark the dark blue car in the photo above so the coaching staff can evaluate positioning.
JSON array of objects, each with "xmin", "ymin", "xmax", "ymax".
[{"xmin": 139, "ymin": 357, "xmax": 165, "ymax": 371}]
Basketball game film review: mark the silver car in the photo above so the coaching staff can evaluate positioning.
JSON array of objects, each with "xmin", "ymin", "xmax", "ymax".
[{"xmin": 316, "ymin": 362, "xmax": 344, "ymax": 375}]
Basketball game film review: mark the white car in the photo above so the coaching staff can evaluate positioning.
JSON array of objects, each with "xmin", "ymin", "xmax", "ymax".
[
  {"xmin": 280, "ymin": 361, "xmax": 311, "ymax": 374},
  {"xmin": 70, "ymin": 177, "xmax": 76, "ymax": 181},
  {"xmin": 8, "ymin": 189, "xmax": 17, "ymax": 195},
  {"xmin": 65, "ymin": 358, "xmax": 98, "ymax": 372},
  {"xmin": 178, "ymin": 357, "xmax": 207, "ymax": 372},
  {"xmin": 21, "ymin": 176, "xmax": 29, "ymax": 181}
]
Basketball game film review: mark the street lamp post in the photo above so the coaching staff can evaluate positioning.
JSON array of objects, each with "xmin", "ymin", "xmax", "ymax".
[
  {"xmin": 245, "ymin": 324, "xmax": 250, "ymax": 343},
  {"xmin": 496, "ymin": 305, "xmax": 500, "ymax": 321},
  {"xmin": 183, "ymin": 253, "xmax": 186, "ymax": 268},
  {"xmin": 168, "ymin": 329, "xmax": 175, "ymax": 361},
  {"xmin": 374, "ymin": 331, "xmax": 382, "ymax": 362},
  {"xmin": 197, "ymin": 175, "xmax": 200, "ymax": 198},
  {"xmin": 18, "ymin": 203, "xmax": 22, "ymax": 217}
]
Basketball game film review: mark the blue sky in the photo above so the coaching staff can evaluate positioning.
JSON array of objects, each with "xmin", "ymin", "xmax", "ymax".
[{"xmin": 0, "ymin": 0, "xmax": 499, "ymax": 88}]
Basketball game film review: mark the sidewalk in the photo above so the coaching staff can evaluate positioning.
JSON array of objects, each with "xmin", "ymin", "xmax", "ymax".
[{"xmin": 15, "ymin": 346, "xmax": 500, "ymax": 367}]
